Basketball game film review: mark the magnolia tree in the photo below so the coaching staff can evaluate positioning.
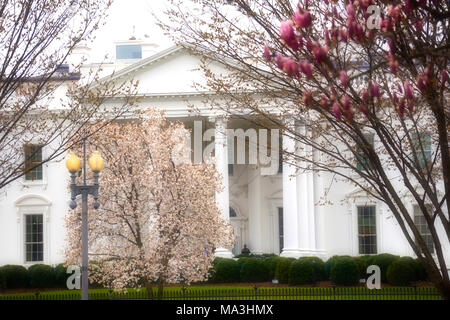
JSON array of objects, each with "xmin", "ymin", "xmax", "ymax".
[
  {"xmin": 161, "ymin": 0, "xmax": 449, "ymax": 298},
  {"xmin": 65, "ymin": 111, "xmax": 234, "ymax": 298},
  {"xmin": 0, "ymin": 0, "xmax": 138, "ymax": 190}
]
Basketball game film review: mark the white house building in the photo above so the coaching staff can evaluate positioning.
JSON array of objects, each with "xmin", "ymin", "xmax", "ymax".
[{"xmin": 0, "ymin": 38, "xmax": 448, "ymax": 273}]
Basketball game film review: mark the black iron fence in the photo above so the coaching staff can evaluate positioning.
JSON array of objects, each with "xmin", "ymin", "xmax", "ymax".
[{"xmin": 0, "ymin": 286, "xmax": 443, "ymax": 300}]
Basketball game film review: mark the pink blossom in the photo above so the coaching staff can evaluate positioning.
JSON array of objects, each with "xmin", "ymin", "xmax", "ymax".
[
  {"xmin": 263, "ymin": 45, "xmax": 272, "ymax": 61},
  {"xmin": 404, "ymin": 0, "xmax": 413, "ymax": 14},
  {"xmin": 302, "ymin": 90, "xmax": 313, "ymax": 105},
  {"xmin": 358, "ymin": 0, "xmax": 371, "ymax": 11},
  {"xmin": 370, "ymin": 81, "xmax": 380, "ymax": 98},
  {"xmin": 280, "ymin": 20, "xmax": 299, "ymax": 50},
  {"xmin": 414, "ymin": 19, "xmax": 424, "ymax": 31},
  {"xmin": 339, "ymin": 27, "xmax": 348, "ymax": 42},
  {"xmin": 389, "ymin": 59, "xmax": 398, "ymax": 74},
  {"xmin": 312, "ymin": 45, "xmax": 328, "ymax": 64},
  {"xmin": 299, "ymin": 60, "xmax": 313, "ymax": 77},
  {"xmin": 346, "ymin": 3, "xmax": 356, "ymax": 18},
  {"xmin": 293, "ymin": 9, "xmax": 312, "ymax": 28},
  {"xmin": 361, "ymin": 88, "xmax": 369, "ymax": 104},
  {"xmin": 442, "ymin": 70, "xmax": 448, "ymax": 88},
  {"xmin": 321, "ymin": 94, "xmax": 330, "ymax": 110},
  {"xmin": 404, "ymin": 80, "xmax": 414, "ymax": 100},
  {"xmin": 380, "ymin": 18, "xmax": 392, "ymax": 32},
  {"xmin": 340, "ymin": 71, "xmax": 348, "ymax": 88},
  {"xmin": 275, "ymin": 53, "xmax": 284, "ymax": 69},
  {"xmin": 416, "ymin": 75, "xmax": 426, "ymax": 92},
  {"xmin": 332, "ymin": 102, "xmax": 342, "ymax": 120},
  {"xmin": 324, "ymin": 27, "xmax": 330, "ymax": 45},
  {"xmin": 393, "ymin": 92, "xmax": 399, "ymax": 104},
  {"xmin": 341, "ymin": 94, "xmax": 351, "ymax": 110},
  {"xmin": 282, "ymin": 57, "xmax": 299, "ymax": 77}
]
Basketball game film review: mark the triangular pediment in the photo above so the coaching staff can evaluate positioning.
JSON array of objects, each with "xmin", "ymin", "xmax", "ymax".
[{"xmin": 95, "ymin": 45, "xmax": 231, "ymax": 96}]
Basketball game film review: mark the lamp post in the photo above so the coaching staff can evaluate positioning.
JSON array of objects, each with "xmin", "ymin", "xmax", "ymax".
[{"xmin": 65, "ymin": 138, "xmax": 104, "ymax": 300}]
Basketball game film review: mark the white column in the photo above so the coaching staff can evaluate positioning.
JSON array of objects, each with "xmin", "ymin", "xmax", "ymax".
[
  {"xmin": 213, "ymin": 117, "xmax": 233, "ymax": 258},
  {"xmin": 280, "ymin": 119, "xmax": 319, "ymax": 258},
  {"xmin": 280, "ymin": 117, "xmax": 302, "ymax": 258},
  {"xmin": 248, "ymin": 165, "xmax": 263, "ymax": 254},
  {"xmin": 297, "ymin": 124, "xmax": 317, "ymax": 255}
]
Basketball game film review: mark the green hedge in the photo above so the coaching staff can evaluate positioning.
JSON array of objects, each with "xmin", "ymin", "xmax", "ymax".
[
  {"xmin": 387, "ymin": 257, "xmax": 416, "ymax": 286},
  {"xmin": 263, "ymin": 256, "xmax": 281, "ymax": 280},
  {"xmin": 330, "ymin": 256, "xmax": 360, "ymax": 286},
  {"xmin": 237, "ymin": 257, "xmax": 252, "ymax": 269},
  {"xmin": 211, "ymin": 258, "xmax": 240, "ymax": 283},
  {"xmin": 413, "ymin": 258, "xmax": 428, "ymax": 281},
  {"xmin": 28, "ymin": 264, "xmax": 56, "ymax": 288},
  {"xmin": 0, "ymin": 265, "xmax": 28, "ymax": 289},
  {"xmin": 353, "ymin": 255, "xmax": 374, "ymax": 279},
  {"xmin": 240, "ymin": 259, "xmax": 270, "ymax": 282},
  {"xmin": 288, "ymin": 258, "xmax": 313, "ymax": 285},
  {"xmin": 325, "ymin": 255, "xmax": 352, "ymax": 279},
  {"xmin": 371, "ymin": 254, "xmax": 399, "ymax": 283},
  {"xmin": 54, "ymin": 264, "xmax": 70, "ymax": 288},
  {"xmin": 274, "ymin": 258, "xmax": 296, "ymax": 284}
]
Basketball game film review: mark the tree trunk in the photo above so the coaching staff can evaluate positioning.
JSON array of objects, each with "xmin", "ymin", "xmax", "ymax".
[
  {"xmin": 423, "ymin": 259, "xmax": 450, "ymax": 300},
  {"xmin": 143, "ymin": 277, "xmax": 154, "ymax": 299},
  {"xmin": 157, "ymin": 276, "xmax": 165, "ymax": 300}
]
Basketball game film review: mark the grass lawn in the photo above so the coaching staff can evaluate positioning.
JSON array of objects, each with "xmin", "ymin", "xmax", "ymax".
[{"xmin": 0, "ymin": 285, "xmax": 443, "ymax": 300}]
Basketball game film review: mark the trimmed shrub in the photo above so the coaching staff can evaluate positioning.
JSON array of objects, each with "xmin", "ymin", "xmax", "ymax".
[
  {"xmin": 237, "ymin": 257, "xmax": 252, "ymax": 268},
  {"xmin": 413, "ymin": 258, "xmax": 428, "ymax": 281},
  {"xmin": 263, "ymin": 256, "xmax": 281, "ymax": 280},
  {"xmin": 0, "ymin": 265, "xmax": 28, "ymax": 289},
  {"xmin": 211, "ymin": 258, "xmax": 240, "ymax": 283},
  {"xmin": 28, "ymin": 264, "xmax": 56, "ymax": 288},
  {"xmin": 274, "ymin": 257, "xmax": 296, "ymax": 284},
  {"xmin": 304, "ymin": 257, "xmax": 327, "ymax": 281},
  {"xmin": 325, "ymin": 255, "xmax": 352, "ymax": 279},
  {"xmin": 371, "ymin": 254, "xmax": 399, "ymax": 283},
  {"xmin": 54, "ymin": 264, "xmax": 70, "ymax": 288},
  {"xmin": 330, "ymin": 256, "xmax": 360, "ymax": 286},
  {"xmin": 387, "ymin": 257, "xmax": 415, "ymax": 286},
  {"xmin": 353, "ymin": 255, "xmax": 374, "ymax": 279},
  {"xmin": 288, "ymin": 258, "xmax": 314, "ymax": 285},
  {"xmin": 240, "ymin": 259, "xmax": 270, "ymax": 282}
]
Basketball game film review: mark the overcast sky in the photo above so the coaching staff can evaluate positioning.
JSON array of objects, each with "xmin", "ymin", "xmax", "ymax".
[{"xmin": 89, "ymin": 0, "xmax": 174, "ymax": 62}]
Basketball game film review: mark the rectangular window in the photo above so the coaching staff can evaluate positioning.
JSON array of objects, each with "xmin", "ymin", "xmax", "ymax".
[
  {"xmin": 116, "ymin": 45, "xmax": 142, "ymax": 60},
  {"xmin": 25, "ymin": 214, "xmax": 43, "ymax": 262},
  {"xmin": 24, "ymin": 145, "xmax": 43, "ymax": 181},
  {"xmin": 413, "ymin": 205, "xmax": 435, "ymax": 254},
  {"xmin": 358, "ymin": 206, "xmax": 377, "ymax": 254},
  {"xmin": 356, "ymin": 134, "xmax": 374, "ymax": 171},
  {"xmin": 278, "ymin": 207, "xmax": 284, "ymax": 253},
  {"xmin": 411, "ymin": 133, "xmax": 431, "ymax": 169}
]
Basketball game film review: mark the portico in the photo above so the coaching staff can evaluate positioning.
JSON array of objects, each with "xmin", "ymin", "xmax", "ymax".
[{"xmin": 204, "ymin": 116, "xmax": 322, "ymax": 258}]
